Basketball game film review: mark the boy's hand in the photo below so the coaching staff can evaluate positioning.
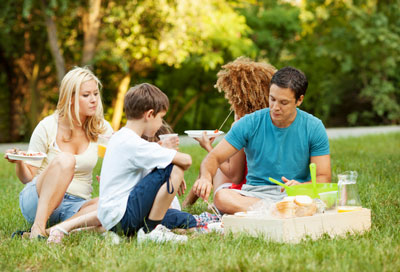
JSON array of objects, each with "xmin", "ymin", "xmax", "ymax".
[
  {"xmin": 193, "ymin": 177, "xmax": 213, "ymax": 201},
  {"xmin": 178, "ymin": 179, "xmax": 186, "ymax": 196},
  {"xmin": 159, "ymin": 136, "xmax": 179, "ymax": 150}
]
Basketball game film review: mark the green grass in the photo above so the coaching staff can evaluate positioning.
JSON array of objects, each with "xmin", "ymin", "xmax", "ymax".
[{"xmin": 1, "ymin": 133, "xmax": 399, "ymax": 271}]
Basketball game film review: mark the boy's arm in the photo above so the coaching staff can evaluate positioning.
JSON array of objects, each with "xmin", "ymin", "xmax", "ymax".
[{"xmin": 171, "ymin": 152, "xmax": 192, "ymax": 170}]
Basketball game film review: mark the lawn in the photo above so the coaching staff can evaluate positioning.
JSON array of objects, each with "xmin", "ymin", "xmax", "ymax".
[{"xmin": 0, "ymin": 133, "xmax": 399, "ymax": 271}]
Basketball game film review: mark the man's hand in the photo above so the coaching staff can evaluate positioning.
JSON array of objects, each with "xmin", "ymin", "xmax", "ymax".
[
  {"xmin": 281, "ymin": 176, "xmax": 301, "ymax": 192},
  {"xmin": 192, "ymin": 177, "xmax": 213, "ymax": 201}
]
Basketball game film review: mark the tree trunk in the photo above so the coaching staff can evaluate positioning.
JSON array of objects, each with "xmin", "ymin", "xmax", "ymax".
[
  {"xmin": 111, "ymin": 74, "xmax": 131, "ymax": 130},
  {"xmin": 40, "ymin": 0, "xmax": 65, "ymax": 84},
  {"xmin": 28, "ymin": 61, "xmax": 41, "ymax": 135},
  {"xmin": 81, "ymin": 0, "xmax": 102, "ymax": 65},
  {"xmin": 170, "ymin": 92, "xmax": 204, "ymax": 129}
]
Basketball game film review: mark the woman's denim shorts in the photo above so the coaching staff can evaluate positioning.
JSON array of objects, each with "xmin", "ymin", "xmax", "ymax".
[{"xmin": 19, "ymin": 177, "xmax": 88, "ymax": 226}]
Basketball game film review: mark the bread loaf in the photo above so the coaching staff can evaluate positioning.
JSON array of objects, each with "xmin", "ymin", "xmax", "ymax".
[{"xmin": 274, "ymin": 195, "xmax": 317, "ymax": 218}]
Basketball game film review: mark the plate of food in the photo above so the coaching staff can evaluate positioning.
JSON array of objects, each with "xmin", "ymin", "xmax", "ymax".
[
  {"xmin": 6, "ymin": 151, "xmax": 47, "ymax": 161},
  {"xmin": 184, "ymin": 130, "xmax": 224, "ymax": 138}
]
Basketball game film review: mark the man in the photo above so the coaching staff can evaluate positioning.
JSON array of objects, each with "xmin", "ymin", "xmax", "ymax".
[{"xmin": 193, "ymin": 67, "xmax": 331, "ymax": 214}]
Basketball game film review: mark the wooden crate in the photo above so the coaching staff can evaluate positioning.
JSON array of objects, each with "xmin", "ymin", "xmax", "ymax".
[{"xmin": 222, "ymin": 208, "xmax": 371, "ymax": 243}]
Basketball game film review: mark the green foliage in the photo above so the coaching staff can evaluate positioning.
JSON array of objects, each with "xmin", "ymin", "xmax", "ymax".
[
  {"xmin": 1, "ymin": 0, "xmax": 400, "ymax": 142},
  {"xmin": 292, "ymin": 0, "xmax": 400, "ymax": 126},
  {"xmin": 239, "ymin": 0, "xmax": 302, "ymax": 64},
  {"xmin": 0, "ymin": 133, "xmax": 400, "ymax": 271}
]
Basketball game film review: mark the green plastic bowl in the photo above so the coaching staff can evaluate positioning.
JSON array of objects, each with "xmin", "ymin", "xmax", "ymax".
[
  {"xmin": 268, "ymin": 177, "xmax": 338, "ymax": 199},
  {"xmin": 285, "ymin": 183, "xmax": 338, "ymax": 198}
]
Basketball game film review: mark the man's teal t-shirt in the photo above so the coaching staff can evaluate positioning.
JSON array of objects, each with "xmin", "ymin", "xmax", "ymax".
[{"xmin": 225, "ymin": 108, "xmax": 330, "ymax": 186}]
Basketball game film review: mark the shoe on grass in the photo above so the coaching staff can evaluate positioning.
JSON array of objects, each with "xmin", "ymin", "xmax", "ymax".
[
  {"xmin": 102, "ymin": 231, "xmax": 121, "ymax": 245},
  {"xmin": 137, "ymin": 224, "xmax": 187, "ymax": 244}
]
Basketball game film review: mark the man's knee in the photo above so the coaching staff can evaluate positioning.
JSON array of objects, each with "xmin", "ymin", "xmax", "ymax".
[
  {"xmin": 51, "ymin": 152, "xmax": 76, "ymax": 172},
  {"xmin": 214, "ymin": 189, "xmax": 232, "ymax": 211}
]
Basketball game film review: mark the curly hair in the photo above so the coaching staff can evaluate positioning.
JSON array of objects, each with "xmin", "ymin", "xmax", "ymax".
[{"xmin": 215, "ymin": 57, "xmax": 276, "ymax": 118}]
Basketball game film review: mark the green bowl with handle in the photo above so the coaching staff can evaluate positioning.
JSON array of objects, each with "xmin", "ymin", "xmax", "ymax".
[{"xmin": 268, "ymin": 177, "xmax": 338, "ymax": 199}]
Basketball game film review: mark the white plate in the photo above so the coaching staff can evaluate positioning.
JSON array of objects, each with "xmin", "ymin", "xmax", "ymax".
[
  {"xmin": 6, "ymin": 152, "xmax": 47, "ymax": 161},
  {"xmin": 234, "ymin": 211, "xmax": 263, "ymax": 217},
  {"xmin": 184, "ymin": 130, "xmax": 224, "ymax": 138}
]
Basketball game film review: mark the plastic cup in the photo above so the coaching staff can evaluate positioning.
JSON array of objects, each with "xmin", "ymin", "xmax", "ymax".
[
  {"xmin": 98, "ymin": 135, "xmax": 109, "ymax": 158},
  {"xmin": 159, "ymin": 134, "xmax": 178, "ymax": 141},
  {"xmin": 318, "ymin": 191, "xmax": 338, "ymax": 210}
]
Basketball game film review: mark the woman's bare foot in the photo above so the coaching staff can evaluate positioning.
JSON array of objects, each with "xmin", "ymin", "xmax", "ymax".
[
  {"xmin": 29, "ymin": 224, "xmax": 47, "ymax": 239},
  {"xmin": 47, "ymin": 226, "xmax": 68, "ymax": 244}
]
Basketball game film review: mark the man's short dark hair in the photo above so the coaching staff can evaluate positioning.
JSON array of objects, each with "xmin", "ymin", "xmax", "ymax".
[
  {"xmin": 270, "ymin": 67, "xmax": 308, "ymax": 100},
  {"xmin": 124, "ymin": 83, "xmax": 169, "ymax": 120}
]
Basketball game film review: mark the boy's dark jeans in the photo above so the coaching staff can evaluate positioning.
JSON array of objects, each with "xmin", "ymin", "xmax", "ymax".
[{"xmin": 111, "ymin": 164, "xmax": 196, "ymax": 236}]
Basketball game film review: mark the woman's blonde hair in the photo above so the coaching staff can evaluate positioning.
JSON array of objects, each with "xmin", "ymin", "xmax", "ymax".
[
  {"xmin": 56, "ymin": 66, "xmax": 106, "ymax": 142},
  {"xmin": 215, "ymin": 57, "xmax": 277, "ymax": 118}
]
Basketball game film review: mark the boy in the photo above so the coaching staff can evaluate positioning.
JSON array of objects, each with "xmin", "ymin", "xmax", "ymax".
[{"xmin": 98, "ymin": 83, "xmax": 197, "ymax": 243}]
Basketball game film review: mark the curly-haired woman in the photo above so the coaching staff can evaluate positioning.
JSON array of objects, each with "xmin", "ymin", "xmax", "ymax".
[{"xmin": 183, "ymin": 57, "xmax": 276, "ymax": 212}]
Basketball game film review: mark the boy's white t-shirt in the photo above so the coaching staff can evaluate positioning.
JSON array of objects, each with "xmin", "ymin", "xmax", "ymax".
[{"xmin": 98, "ymin": 127, "xmax": 177, "ymax": 230}]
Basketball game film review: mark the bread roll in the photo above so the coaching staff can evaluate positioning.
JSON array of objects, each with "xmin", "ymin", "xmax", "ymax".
[
  {"xmin": 294, "ymin": 195, "xmax": 313, "ymax": 206},
  {"xmin": 274, "ymin": 195, "xmax": 317, "ymax": 218}
]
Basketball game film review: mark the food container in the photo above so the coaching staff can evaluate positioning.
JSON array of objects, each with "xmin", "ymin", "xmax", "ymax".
[{"xmin": 318, "ymin": 190, "xmax": 338, "ymax": 210}]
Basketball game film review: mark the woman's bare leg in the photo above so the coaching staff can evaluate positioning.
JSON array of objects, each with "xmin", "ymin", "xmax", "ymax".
[
  {"xmin": 30, "ymin": 152, "xmax": 75, "ymax": 238},
  {"xmin": 45, "ymin": 198, "xmax": 100, "ymax": 235},
  {"xmin": 49, "ymin": 210, "xmax": 102, "ymax": 234}
]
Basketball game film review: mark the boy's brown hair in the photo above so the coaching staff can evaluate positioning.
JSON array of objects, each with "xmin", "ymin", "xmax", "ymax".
[{"xmin": 124, "ymin": 83, "xmax": 169, "ymax": 119}]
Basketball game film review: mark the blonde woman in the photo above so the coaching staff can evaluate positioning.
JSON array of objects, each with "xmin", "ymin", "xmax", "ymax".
[{"xmin": 4, "ymin": 67, "xmax": 112, "ymax": 239}]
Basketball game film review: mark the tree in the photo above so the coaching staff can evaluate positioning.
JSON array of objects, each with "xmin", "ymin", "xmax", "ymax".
[
  {"xmin": 96, "ymin": 0, "xmax": 254, "ymax": 130},
  {"xmin": 293, "ymin": 0, "xmax": 400, "ymax": 126}
]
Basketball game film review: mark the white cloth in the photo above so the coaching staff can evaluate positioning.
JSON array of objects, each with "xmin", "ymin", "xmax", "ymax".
[
  {"xmin": 98, "ymin": 127, "xmax": 177, "ymax": 230},
  {"xmin": 26, "ymin": 114, "xmax": 112, "ymax": 199}
]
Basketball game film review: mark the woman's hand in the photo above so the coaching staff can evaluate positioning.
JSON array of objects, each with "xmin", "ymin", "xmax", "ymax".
[
  {"xmin": 4, "ymin": 148, "xmax": 22, "ymax": 164},
  {"xmin": 194, "ymin": 132, "xmax": 215, "ymax": 152}
]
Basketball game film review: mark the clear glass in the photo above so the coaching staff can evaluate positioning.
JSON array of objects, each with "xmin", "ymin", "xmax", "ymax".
[{"xmin": 337, "ymin": 171, "xmax": 362, "ymax": 212}]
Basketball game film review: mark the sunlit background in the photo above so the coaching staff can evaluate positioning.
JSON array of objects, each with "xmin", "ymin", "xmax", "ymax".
[{"xmin": 1, "ymin": 0, "xmax": 399, "ymax": 142}]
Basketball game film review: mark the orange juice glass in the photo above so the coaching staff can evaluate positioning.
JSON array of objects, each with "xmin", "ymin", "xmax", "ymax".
[{"xmin": 98, "ymin": 135, "xmax": 109, "ymax": 158}]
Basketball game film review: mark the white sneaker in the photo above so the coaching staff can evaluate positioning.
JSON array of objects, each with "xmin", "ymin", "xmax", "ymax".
[
  {"xmin": 137, "ymin": 224, "xmax": 188, "ymax": 244},
  {"xmin": 102, "ymin": 231, "xmax": 121, "ymax": 245}
]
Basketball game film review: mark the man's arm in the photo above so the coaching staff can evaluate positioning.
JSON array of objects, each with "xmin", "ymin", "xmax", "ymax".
[
  {"xmin": 192, "ymin": 139, "xmax": 239, "ymax": 201},
  {"xmin": 311, "ymin": 154, "xmax": 331, "ymax": 183}
]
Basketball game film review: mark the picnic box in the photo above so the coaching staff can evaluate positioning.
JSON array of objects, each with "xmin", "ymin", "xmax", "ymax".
[{"xmin": 222, "ymin": 208, "xmax": 371, "ymax": 243}]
